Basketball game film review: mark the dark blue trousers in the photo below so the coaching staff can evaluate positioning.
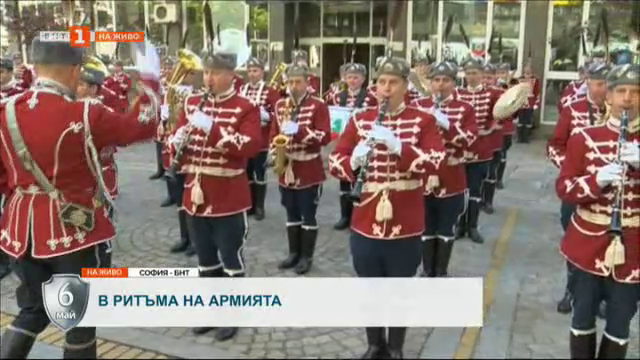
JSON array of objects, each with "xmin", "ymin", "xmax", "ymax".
[{"xmin": 350, "ymin": 232, "xmax": 421, "ymax": 277}]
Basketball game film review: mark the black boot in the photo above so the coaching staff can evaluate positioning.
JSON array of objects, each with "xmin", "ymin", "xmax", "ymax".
[
  {"xmin": 295, "ymin": 228, "xmax": 317, "ymax": 275},
  {"xmin": 597, "ymin": 334, "xmax": 628, "ymax": 359},
  {"xmin": 161, "ymin": 179, "xmax": 176, "ymax": 207},
  {"xmin": 434, "ymin": 238, "xmax": 454, "ymax": 277},
  {"xmin": 278, "ymin": 226, "xmax": 302, "ymax": 270},
  {"xmin": 557, "ymin": 261, "xmax": 574, "ymax": 314},
  {"xmin": 361, "ymin": 327, "xmax": 388, "ymax": 359},
  {"xmin": 468, "ymin": 201, "xmax": 485, "ymax": 244},
  {"xmin": 0, "ymin": 328, "xmax": 36, "ymax": 358},
  {"xmin": 521, "ymin": 127, "xmax": 531, "ymax": 144},
  {"xmin": 421, "ymin": 239, "xmax": 438, "ymax": 277},
  {"xmin": 482, "ymin": 181, "xmax": 496, "ymax": 214},
  {"xmin": 149, "ymin": 142, "xmax": 165, "ymax": 180},
  {"xmin": 387, "ymin": 327, "xmax": 407, "ymax": 359},
  {"xmin": 214, "ymin": 272, "xmax": 243, "ymax": 341},
  {"xmin": 170, "ymin": 238, "xmax": 189, "ymax": 253},
  {"xmin": 334, "ymin": 195, "xmax": 353, "ymax": 230},
  {"xmin": 193, "ymin": 268, "xmax": 224, "ymax": 335},
  {"xmin": 184, "ymin": 244, "xmax": 196, "ymax": 257},
  {"xmin": 496, "ymin": 161, "xmax": 506, "ymax": 190},
  {"xmin": 170, "ymin": 211, "xmax": 190, "ymax": 253},
  {"xmin": 254, "ymin": 184, "xmax": 266, "ymax": 221},
  {"xmin": 456, "ymin": 212, "xmax": 468, "ymax": 239},
  {"xmin": 557, "ymin": 290, "xmax": 573, "ymax": 314},
  {"xmin": 63, "ymin": 340, "xmax": 97, "ymax": 358},
  {"xmin": 247, "ymin": 183, "xmax": 256, "ymax": 216},
  {"xmin": 570, "ymin": 332, "xmax": 596, "ymax": 359}
]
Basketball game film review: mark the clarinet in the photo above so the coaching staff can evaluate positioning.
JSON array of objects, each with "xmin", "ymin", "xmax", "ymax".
[
  {"xmin": 349, "ymin": 99, "xmax": 390, "ymax": 202},
  {"xmin": 607, "ymin": 109, "xmax": 629, "ymax": 240},
  {"xmin": 166, "ymin": 91, "xmax": 210, "ymax": 182}
]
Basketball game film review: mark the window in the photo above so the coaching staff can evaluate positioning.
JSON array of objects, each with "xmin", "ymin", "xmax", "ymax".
[
  {"xmin": 184, "ymin": 0, "xmax": 203, "ymax": 53},
  {"xmin": 147, "ymin": 1, "xmax": 165, "ymax": 48},
  {"xmin": 298, "ymin": 2, "xmax": 321, "ymax": 38},
  {"xmin": 490, "ymin": 0, "xmax": 522, "ymax": 69},
  {"xmin": 588, "ymin": 0, "xmax": 636, "ymax": 65},
  {"xmin": 371, "ymin": 2, "xmax": 388, "ymax": 38},
  {"xmin": 211, "ymin": 0, "xmax": 245, "ymax": 31},
  {"xmin": 548, "ymin": 2, "xmax": 583, "ymax": 71},
  {"xmin": 322, "ymin": 1, "xmax": 370, "ymax": 38},
  {"xmin": 442, "ymin": 0, "xmax": 489, "ymax": 65},
  {"xmin": 248, "ymin": 2, "xmax": 268, "ymax": 64},
  {"xmin": 543, "ymin": 79, "xmax": 573, "ymax": 124},
  {"xmin": 411, "ymin": 0, "xmax": 438, "ymax": 65}
]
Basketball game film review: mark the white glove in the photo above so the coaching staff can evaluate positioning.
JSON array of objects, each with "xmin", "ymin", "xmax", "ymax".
[
  {"xmin": 188, "ymin": 111, "xmax": 213, "ymax": 134},
  {"xmin": 430, "ymin": 108, "xmax": 450, "ymax": 130},
  {"xmin": 170, "ymin": 126, "xmax": 187, "ymax": 147},
  {"xmin": 160, "ymin": 104, "xmax": 169, "ymax": 121},
  {"xmin": 621, "ymin": 142, "xmax": 640, "ymax": 169},
  {"xmin": 576, "ymin": 82, "xmax": 588, "ymax": 96},
  {"xmin": 369, "ymin": 124, "xmax": 402, "ymax": 155},
  {"xmin": 350, "ymin": 142, "xmax": 371, "ymax": 170},
  {"xmin": 282, "ymin": 122, "xmax": 299, "ymax": 136},
  {"xmin": 259, "ymin": 107, "xmax": 270, "ymax": 124},
  {"xmin": 595, "ymin": 163, "xmax": 624, "ymax": 188}
]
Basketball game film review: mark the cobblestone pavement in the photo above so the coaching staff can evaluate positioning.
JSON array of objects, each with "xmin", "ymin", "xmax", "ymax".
[{"xmin": 0, "ymin": 139, "xmax": 638, "ymax": 359}]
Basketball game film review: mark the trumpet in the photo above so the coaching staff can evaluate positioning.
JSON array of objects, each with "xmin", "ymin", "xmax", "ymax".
[
  {"xmin": 269, "ymin": 63, "xmax": 288, "ymax": 91},
  {"xmin": 165, "ymin": 91, "xmax": 210, "ymax": 182},
  {"xmin": 607, "ymin": 109, "xmax": 629, "ymax": 239},
  {"xmin": 349, "ymin": 98, "xmax": 390, "ymax": 202},
  {"xmin": 272, "ymin": 94, "xmax": 307, "ymax": 176}
]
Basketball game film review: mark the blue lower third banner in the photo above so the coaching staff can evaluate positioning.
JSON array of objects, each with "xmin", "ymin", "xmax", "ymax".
[{"xmin": 43, "ymin": 277, "xmax": 484, "ymax": 329}]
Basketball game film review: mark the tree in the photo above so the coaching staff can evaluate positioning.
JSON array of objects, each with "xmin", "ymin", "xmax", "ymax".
[{"xmin": 2, "ymin": 2, "xmax": 63, "ymax": 62}]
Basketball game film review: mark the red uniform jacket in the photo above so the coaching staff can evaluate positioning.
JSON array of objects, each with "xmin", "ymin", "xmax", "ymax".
[
  {"xmin": 15, "ymin": 65, "xmax": 35, "ymax": 90},
  {"xmin": 104, "ymin": 72, "xmax": 132, "ymax": 113},
  {"xmin": 173, "ymin": 88, "xmax": 261, "ymax": 217},
  {"xmin": 270, "ymin": 95, "xmax": 331, "ymax": 189},
  {"xmin": 0, "ymin": 82, "xmax": 158, "ymax": 259},
  {"xmin": 486, "ymin": 85, "xmax": 506, "ymax": 152},
  {"xmin": 233, "ymin": 74, "xmax": 245, "ymax": 92},
  {"xmin": 456, "ymin": 85, "xmax": 500, "ymax": 162},
  {"xmin": 239, "ymin": 81, "xmax": 281, "ymax": 151},
  {"xmin": 0, "ymin": 82, "xmax": 26, "ymax": 100},
  {"xmin": 162, "ymin": 85, "xmax": 199, "ymax": 170},
  {"xmin": 558, "ymin": 80, "xmax": 584, "ymax": 114},
  {"xmin": 307, "ymin": 74, "xmax": 321, "ymax": 97},
  {"xmin": 557, "ymin": 118, "xmax": 640, "ymax": 284},
  {"xmin": 518, "ymin": 76, "xmax": 541, "ymax": 109},
  {"xmin": 547, "ymin": 95, "xmax": 606, "ymax": 169},
  {"xmin": 413, "ymin": 95, "xmax": 477, "ymax": 197},
  {"xmin": 325, "ymin": 88, "xmax": 376, "ymax": 108},
  {"xmin": 98, "ymin": 86, "xmax": 120, "ymax": 114},
  {"xmin": 329, "ymin": 104, "xmax": 446, "ymax": 239}
]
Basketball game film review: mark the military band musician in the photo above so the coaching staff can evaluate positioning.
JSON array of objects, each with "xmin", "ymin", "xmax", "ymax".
[
  {"xmin": 547, "ymin": 62, "xmax": 610, "ymax": 316},
  {"xmin": 516, "ymin": 62, "xmax": 541, "ymax": 143},
  {"xmin": 494, "ymin": 63, "xmax": 518, "ymax": 189},
  {"xmin": 413, "ymin": 61, "xmax": 477, "ymax": 278},
  {"xmin": 456, "ymin": 58, "xmax": 501, "ymax": 244},
  {"xmin": 0, "ymin": 38, "xmax": 160, "ymax": 359},
  {"xmin": 480, "ymin": 63, "xmax": 504, "ymax": 214},
  {"xmin": 329, "ymin": 56, "xmax": 446, "ymax": 359},
  {"xmin": 240, "ymin": 57, "xmax": 281, "ymax": 221},
  {"xmin": 557, "ymin": 64, "xmax": 639, "ymax": 360},
  {"xmin": 168, "ymin": 48, "xmax": 261, "ymax": 341},
  {"xmin": 270, "ymin": 64, "xmax": 331, "ymax": 275},
  {"xmin": 326, "ymin": 63, "xmax": 375, "ymax": 230},
  {"xmin": 103, "ymin": 60, "xmax": 132, "ymax": 113}
]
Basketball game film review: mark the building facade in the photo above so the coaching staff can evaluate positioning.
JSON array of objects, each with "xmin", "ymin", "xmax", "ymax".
[{"xmin": 1, "ymin": 0, "xmax": 637, "ymax": 126}]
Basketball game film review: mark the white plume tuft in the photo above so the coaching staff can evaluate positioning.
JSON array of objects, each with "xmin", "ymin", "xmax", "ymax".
[{"xmin": 135, "ymin": 40, "xmax": 161, "ymax": 79}]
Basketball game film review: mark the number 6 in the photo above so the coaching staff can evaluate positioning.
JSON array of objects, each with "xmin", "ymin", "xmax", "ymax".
[{"xmin": 58, "ymin": 283, "xmax": 74, "ymax": 307}]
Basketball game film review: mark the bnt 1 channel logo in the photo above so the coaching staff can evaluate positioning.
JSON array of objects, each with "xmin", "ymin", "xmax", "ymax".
[{"xmin": 42, "ymin": 274, "xmax": 90, "ymax": 331}]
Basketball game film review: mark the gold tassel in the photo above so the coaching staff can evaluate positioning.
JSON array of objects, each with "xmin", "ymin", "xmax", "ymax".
[
  {"xmin": 191, "ymin": 174, "xmax": 205, "ymax": 206},
  {"xmin": 284, "ymin": 162, "xmax": 295, "ymax": 186},
  {"xmin": 604, "ymin": 236, "xmax": 626, "ymax": 267},
  {"xmin": 426, "ymin": 175, "xmax": 440, "ymax": 192},
  {"xmin": 375, "ymin": 189, "xmax": 393, "ymax": 222}
]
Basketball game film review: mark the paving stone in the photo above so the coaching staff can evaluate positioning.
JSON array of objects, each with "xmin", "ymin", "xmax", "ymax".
[{"xmin": 2, "ymin": 141, "xmax": 636, "ymax": 359}]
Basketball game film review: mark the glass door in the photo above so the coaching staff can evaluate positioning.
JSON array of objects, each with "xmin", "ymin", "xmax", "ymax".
[{"xmin": 541, "ymin": 0, "xmax": 588, "ymax": 125}]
